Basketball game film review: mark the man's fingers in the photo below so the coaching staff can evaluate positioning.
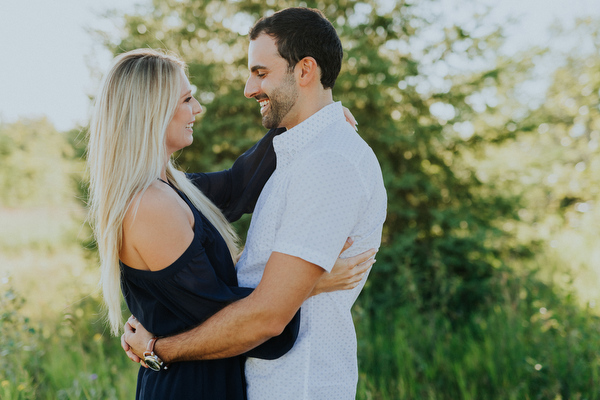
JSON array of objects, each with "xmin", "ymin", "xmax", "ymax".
[
  {"xmin": 123, "ymin": 333, "xmax": 141, "ymax": 363},
  {"xmin": 124, "ymin": 330, "xmax": 142, "ymax": 362},
  {"xmin": 121, "ymin": 333, "xmax": 130, "ymax": 352},
  {"xmin": 124, "ymin": 321, "xmax": 135, "ymax": 334},
  {"xmin": 122, "ymin": 331, "xmax": 141, "ymax": 363},
  {"xmin": 126, "ymin": 349, "xmax": 141, "ymax": 363},
  {"xmin": 127, "ymin": 315, "xmax": 138, "ymax": 328}
]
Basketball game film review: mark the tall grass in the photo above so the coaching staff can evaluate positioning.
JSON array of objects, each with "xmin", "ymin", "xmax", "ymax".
[
  {"xmin": 355, "ymin": 267, "xmax": 600, "ymax": 400},
  {"xmin": 1, "ymin": 198, "xmax": 599, "ymax": 398},
  {"xmin": 0, "ymin": 203, "xmax": 138, "ymax": 399},
  {"xmin": 2, "ymin": 260, "xmax": 600, "ymax": 399},
  {"xmin": 0, "ymin": 282, "xmax": 138, "ymax": 400}
]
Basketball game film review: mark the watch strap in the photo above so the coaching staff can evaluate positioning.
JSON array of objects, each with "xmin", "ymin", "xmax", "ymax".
[
  {"xmin": 145, "ymin": 337, "xmax": 158, "ymax": 355},
  {"xmin": 143, "ymin": 337, "xmax": 168, "ymax": 371}
]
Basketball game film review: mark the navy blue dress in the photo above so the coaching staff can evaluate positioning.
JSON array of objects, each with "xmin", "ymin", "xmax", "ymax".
[{"xmin": 120, "ymin": 128, "xmax": 298, "ymax": 399}]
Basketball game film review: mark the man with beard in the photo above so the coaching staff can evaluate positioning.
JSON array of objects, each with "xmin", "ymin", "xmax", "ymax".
[{"xmin": 124, "ymin": 7, "xmax": 387, "ymax": 399}]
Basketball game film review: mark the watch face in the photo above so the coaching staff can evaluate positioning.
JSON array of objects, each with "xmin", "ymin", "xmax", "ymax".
[{"xmin": 145, "ymin": 357, "xmax": 162, "ymax": 371}]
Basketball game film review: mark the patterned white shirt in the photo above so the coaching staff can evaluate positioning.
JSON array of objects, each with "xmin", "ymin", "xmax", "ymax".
[{"xmin": 236, "ymin": 102, "xmax": 387, "ymax": 399}]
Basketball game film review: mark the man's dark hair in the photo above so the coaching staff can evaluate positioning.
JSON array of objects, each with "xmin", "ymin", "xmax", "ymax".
[{"xmin": 249, "ymin": 7, "xmax": 343, "ymax": 89}]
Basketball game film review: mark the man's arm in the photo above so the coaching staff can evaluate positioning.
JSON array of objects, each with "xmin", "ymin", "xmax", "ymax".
[{"xmin": 125, "ymin": 251, "xmax": 324, "ymax": 363}]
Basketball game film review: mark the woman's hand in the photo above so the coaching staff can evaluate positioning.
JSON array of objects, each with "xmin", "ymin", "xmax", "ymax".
[
  {"xmin": 342, "ymin": 106, "xmax": 358, "ymax": 131},
  {"xmin": 311, "ymin": 238, "xmax": 376, "ymax": 296}
]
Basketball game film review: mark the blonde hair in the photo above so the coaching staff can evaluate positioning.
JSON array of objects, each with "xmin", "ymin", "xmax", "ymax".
[{"xmin": 87, "ymin": 49, "xmax": 239, "ymax": 335}]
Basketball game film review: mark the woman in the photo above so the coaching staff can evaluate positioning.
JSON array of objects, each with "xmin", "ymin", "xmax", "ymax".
[{"xmin": 87, "ymin": 49, "xmax": 373, "ymax": 399}]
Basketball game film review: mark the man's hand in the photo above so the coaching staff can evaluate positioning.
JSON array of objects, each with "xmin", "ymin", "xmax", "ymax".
[{"xmin": 121, "ymin": 315, "xmax": 154, "ymax": 367}]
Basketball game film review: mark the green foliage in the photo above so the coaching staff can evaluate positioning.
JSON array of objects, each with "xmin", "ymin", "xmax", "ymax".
[
  {"xmin": 0, "ymin": 283, "xmax": 138, "ymax": 400},
  {"xmin": 0, "ymin": 1, "xmax": 594, "ymax": 398},
  {"xmin": 0, "ymin": 284, "xmax": 40, "ymax": 399},
  {"xmin": 0, "ymin": 118, "xmax": 80, "ymax": 208},
  {"xmin": 98, "ymin": 0, "xmax": 533, "ymax": 321},
  {"xmin": 519, "ymin": 19, "xmax": 600, "ymax": 225},
  {"xmin": 2, "ymin": 261, "xmax": 600, "ymax": 399},
  {"xmin": 355, "ymin": 266, "xmax": 600, "ymax": 399},
  {"xmin": 468, "ymin": 18, "xmax": 600, "ymax": 303}
]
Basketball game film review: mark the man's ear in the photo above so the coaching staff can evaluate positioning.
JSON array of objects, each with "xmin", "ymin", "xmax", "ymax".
[{"xmin": 296, "ymin": 57, "xmax": 320, "ymax": 87}]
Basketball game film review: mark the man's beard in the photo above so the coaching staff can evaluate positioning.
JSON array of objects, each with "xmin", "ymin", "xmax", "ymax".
[{"xmin": 262, "ymin": 72, "xmax": 298, "ymax": 129}]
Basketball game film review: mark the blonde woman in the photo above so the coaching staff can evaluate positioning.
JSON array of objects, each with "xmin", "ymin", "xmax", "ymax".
[{"xmin": 87, "ymin": 49, "xmax": 373, "ymax": 399}]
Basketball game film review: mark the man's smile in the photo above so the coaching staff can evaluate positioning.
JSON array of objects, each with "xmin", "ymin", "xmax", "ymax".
[{"xmin": 259, "ymin": 99, "xmax": 270, "ymax": 115}]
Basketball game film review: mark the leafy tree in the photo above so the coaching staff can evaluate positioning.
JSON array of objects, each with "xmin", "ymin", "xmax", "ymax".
[
  {"xmin": 474, "ymin": 17, "xmax": 600, "ymax": 300},
  {"xmin": 97, "ymin": 0, "xmax": 533, "ymax": 320},
  {"xmin": 519, "ymin": 18, "xmax": 600, "ymax": 225}
]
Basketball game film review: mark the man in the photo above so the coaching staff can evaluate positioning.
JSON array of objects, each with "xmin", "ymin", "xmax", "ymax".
[{"xmin": 124, "ymin": 7, "xmax": 387, "ymax": 399}]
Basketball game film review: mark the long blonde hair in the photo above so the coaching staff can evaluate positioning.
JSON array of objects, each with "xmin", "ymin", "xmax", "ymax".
[{"xmin": 87, "ymin": 49, "xmax": 239, "ymax": 335}]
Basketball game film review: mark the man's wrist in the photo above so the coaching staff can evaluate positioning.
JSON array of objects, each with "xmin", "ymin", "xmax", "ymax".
[
  {"xmin": 153, "ymin": 336, "xmax": 173, "ymax": 364},
  {"xmin": 143, "ymin": 337, "xmax": 168, "ymax": 371}
]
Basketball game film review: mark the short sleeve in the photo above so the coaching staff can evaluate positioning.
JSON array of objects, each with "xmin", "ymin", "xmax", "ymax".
[{"xmin": 272, "ymin": 151, "xmax": 367, "ymax": 271}]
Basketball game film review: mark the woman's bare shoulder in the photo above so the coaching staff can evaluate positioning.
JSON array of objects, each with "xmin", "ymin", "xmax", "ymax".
[{"xmin": 122, "ymin": 181, "xmax": 194, "ymax": 271}]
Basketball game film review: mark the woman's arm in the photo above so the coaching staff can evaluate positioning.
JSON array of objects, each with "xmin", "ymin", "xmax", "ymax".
[
  {"xmin": 186, "ymin": 107, "xmax": 357, "ymax": 223},
  {"xmin": 186, "ymin": 128, "xmax": 285, "ymax": 222},
  {"xmin": 310, "ymin": 238, "xmax": 377, "ymax": 296}
]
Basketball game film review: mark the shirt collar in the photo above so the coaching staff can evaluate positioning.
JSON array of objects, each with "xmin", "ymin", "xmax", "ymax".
[{"xmin": 273, "ymin": 102, "xmax": 344, "ymax": 167}]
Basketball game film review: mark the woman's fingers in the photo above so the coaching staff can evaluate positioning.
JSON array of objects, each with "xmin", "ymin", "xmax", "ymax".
[
  {"xmin": 338, "ymin": 254, "xmax": 376, "ymax": 289},
  {"xmin": 355, "ymin": 256, "xmax": 376, "ymax": 272},
  {"xmin": 350, "ymin": 259, "xmax": 375, "ymax": 286},
  {"xmin": 339, "ymin": 237, "xmax": 353, "ymax": 256},
  {"xmin": 346, "ymin": 248, "xmax": 377, "ymax": 267},
  {"xmin": 342, "ymin": 106, "xmax": 358, "ymax": 130}
]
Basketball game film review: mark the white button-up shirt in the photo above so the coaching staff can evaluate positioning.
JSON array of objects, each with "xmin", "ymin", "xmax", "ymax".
[{"xmin": 237, "ymin": 102, "xmax": 387, "ymax": 399}]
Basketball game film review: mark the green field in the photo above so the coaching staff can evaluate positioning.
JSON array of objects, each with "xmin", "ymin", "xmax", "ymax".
[
  {"xmin": 1, "ymin": 201, "xmax": 600, "ymax": 399},
  {"xmin": 2, "ymin": 0, "xmax": 600, "ymax": 397}
]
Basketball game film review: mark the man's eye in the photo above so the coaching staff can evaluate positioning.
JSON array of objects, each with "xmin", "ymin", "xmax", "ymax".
[{"xmin": 257, "ymin": 73, "xmax": 266, "ymax": 78}]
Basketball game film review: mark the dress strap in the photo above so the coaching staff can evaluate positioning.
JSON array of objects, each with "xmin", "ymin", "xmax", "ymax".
[
  {"xmin": 157, "ymin": 178, "xmax": 175, "ymax": 188},
  {"xmin": 157, "ymin": 177, "xmax": 184, "ymax": 198},
  {"xmin": 157, "ymin": 178, "xmax": 192, "ymax": 206}
]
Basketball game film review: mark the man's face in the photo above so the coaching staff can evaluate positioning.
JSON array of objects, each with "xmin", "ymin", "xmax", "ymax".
[{"xmin": 244, "ymin": 34, "xmax": 299, "ymax": 129}]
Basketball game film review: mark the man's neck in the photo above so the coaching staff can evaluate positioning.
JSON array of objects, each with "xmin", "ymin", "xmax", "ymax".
[{"xmin": 283, "ymin": 89, "xmax": 333, "ymax": 130}]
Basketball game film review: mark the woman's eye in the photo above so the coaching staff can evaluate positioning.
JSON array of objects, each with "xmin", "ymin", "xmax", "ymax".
[{"xmin": 184, "ymin": 97, "xmax": 193, "ymax": 103}]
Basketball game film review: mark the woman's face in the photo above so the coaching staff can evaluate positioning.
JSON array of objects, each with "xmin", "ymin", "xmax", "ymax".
[{"xmin": 165, "ymin": 69, "xmax": 202, "ymax": 155}]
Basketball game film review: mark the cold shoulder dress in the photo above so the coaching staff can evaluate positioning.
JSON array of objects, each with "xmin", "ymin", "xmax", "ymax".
[{"xmin": 120, "ymin": 128, "xmax": 298, "ymax": 400}]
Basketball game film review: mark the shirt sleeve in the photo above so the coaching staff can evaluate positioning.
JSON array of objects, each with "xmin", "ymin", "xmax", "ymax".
[
  {"xmin": 186, "ymin": 127, "xmax": 285, "ymax": 223},
  {"xmin": 271, "ymin": 151, "xmax": 367, "ymax": 272}
]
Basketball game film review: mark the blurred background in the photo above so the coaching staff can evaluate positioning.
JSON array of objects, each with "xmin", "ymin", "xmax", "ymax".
[{"xmin": 1, "ymin": 0, "xmax": 600, "ymax": 398}]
